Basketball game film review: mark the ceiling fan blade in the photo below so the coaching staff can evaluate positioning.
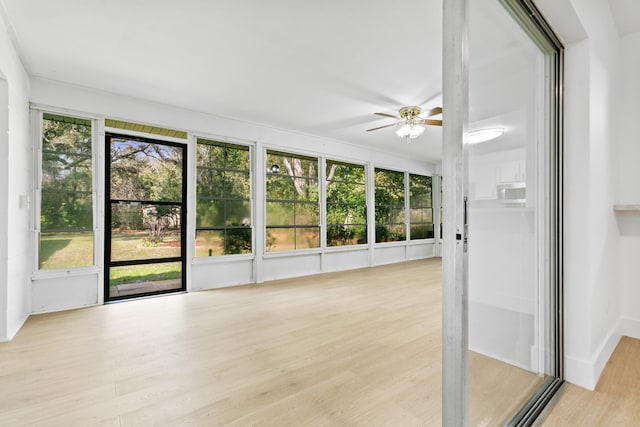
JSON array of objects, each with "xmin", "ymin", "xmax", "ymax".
[
  {"xmin": 374, "ymin": 112, "xmax": 400, "ymax": 119},
  {"xmin": 366, "ymin": 123, "xmax": 398, "ymax": 132},
  {"xmin": 422, "ymin": 106, "xmax": 443, "ymax": 118},
  {"xmin": 421, "ymin": 119, "xmax": 443, "ymax": 126}
]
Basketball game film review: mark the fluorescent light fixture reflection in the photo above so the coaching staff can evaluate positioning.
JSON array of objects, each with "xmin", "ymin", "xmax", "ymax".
[
  {"xmin": 467, "ymin": 128, "xmax": 504, "ymax": 144},
  {"xmin": 395, "ymin": 124, "xmax": 425, "ymax": 139}
]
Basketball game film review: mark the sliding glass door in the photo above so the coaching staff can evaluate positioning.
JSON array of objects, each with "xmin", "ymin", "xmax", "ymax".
[
  {"xmin": 443, "ymin": 0, "xmax": 563, "ymax": 425},
  {"xmin": 466, "ymin": 0, "xmax": 563, "ymax": 424}
]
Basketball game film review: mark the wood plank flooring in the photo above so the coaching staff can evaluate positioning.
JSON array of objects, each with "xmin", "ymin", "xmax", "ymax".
[
  {"xmin": 542, "ymin": 336, "xmax": 640, "ymax": 426},
  {"xmin": 0, "ymin": 259, "xmax": 541, "ymax": 426}
]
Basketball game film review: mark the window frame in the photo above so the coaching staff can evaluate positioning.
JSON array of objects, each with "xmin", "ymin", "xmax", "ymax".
[
  {"xmin": 325, "ymin": 159, "xmax": 368, "ymax": 247},
  {"xmin": 408, "ymin": 173, "xmax": 434, "ymax": 241},
  {"xmin": 373, "ymin": 167, "xmax": 407, "ymax": 244},
  {"xmin": 195, "ymin": 137, "xmax": 253, "ymax": 257},
  {"xmin": 265, "ymin": 149, "xmax": 320, "ymax": 253},
  {"xmin": 34, "ymin": 109, "xmax": 98, "ymax": 273}
]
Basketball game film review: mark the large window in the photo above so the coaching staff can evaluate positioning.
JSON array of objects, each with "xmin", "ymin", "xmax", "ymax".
[
  {"xmin": 196, "ymin": 139, "xmax": 251, "ymax": 256},
  {"xmin": 409, "ymin": 174, "xmax": 434, "ymax": 239},
  {"xmin": 266, "ymin": 151, "xmax": 319, "ymax": 252},
  {"xmin": 39, "ymin": 113, "xmax": 94, "ymax": 269},
  {"xmin": 374, "ymin": 168, "xmax": 406, "ymax": 243},
  {"xmin": 325, "ymin": 161, "xmax": 367, "ymax": 246}
]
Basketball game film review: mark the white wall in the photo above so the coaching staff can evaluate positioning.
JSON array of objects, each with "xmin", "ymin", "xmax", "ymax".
[
  {"xmin": 28, "ymin": 78, "xmax": 437, "ymax": 314},
  {"xmin": 616, "ymin": 32, "xmax": 640, "ymax": 338},
  {"xmin": 539, "ymin": 0, "xmax": 622, "ymax": 390},
  {"xmin": 0, "ymin": 15, "xmax": 31, "ymax": 341}
]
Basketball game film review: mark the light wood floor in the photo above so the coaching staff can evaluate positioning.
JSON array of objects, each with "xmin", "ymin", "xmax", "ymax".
[
  {"xmin": 0, "ymin": 259, "xmax": 541, "ymax": 426},
  {"xmin": 542, "ymin": 336, "xmax": 640, "ymax": 426}
]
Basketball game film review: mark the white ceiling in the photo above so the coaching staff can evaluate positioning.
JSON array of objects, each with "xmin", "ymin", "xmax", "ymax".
[
  {"xmin": 1, "ymin": 1, "xmax": 637, "ymax": 163},
  {"xmin": 0, "ymin": 0, "xmax": 444, "ymax": 162}
]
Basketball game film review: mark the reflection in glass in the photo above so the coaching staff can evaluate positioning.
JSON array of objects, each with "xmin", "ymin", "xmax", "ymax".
[{"xmin": 467, "ymin": 0, "xmax": 557, "ymax": 423}]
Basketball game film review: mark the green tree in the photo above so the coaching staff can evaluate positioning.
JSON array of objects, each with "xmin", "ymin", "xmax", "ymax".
[
  {"xmin": 41, "ymin": 116, "xmax": 93, "ymax": 230},
  {"xmin": 109, "ymin": 139, "xmax": 183, "ymax": 244}
]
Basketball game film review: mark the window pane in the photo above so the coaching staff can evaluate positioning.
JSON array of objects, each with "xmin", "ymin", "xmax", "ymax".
[
  {"xmin": 326, "ymin": 160, "xmax": 367, "ymax": 248},
  {"xmin": 110, "ymin": 203, "xmax": 182, "ymax": 262},
  {"xmin": 195, "ymin": 139, "xmax": 252, "ymax": 257},
  {"xmin": 224, "ymin": 228, "xmax": 252, "ymax": 255},
  {"xmin": 375, "ymin": 168, "xmax": 406, "ymax": 241},
  {"xmin": 40, "ymin": 113, "xmax": 94, "ymax": 269},
  {"xmin": 328, "ymin": 225, "xmax": 367, "ymax": 246},
  {"xmin": 265, "ymin": 150, "xmax": 319, "ymax": 252},
  {"xmin": 196, "ymin": 230, "xmax": 224, "ymax": 257},
  {"xmin": 39, "ymin": 231, "xmax": 94, "ymax": 270},
  {"xmin": 266, "ymin": 228, "xmax": 295, "ymax": 252},
  {"xmin": 108, "ymin": 261, "xmax": 182, "ymax": 298},
  {"xmin": 196, "ymin": 229, "xmax": 252, "ymax": 257},
  {"xmin": 296, "ymin": 227, "xmax": 320, "ymax": 249},
  {"xmin": 266, "ymin": 202, "xmax": 295, "ymax": 226},
  {"xmin": 110, "ymin": 139, "xmax": 183, "ymax": 202},
  {"xmin": 295, "ymin": 203, "xmax": 319, "ymax": 226},
  {"xmin": 409, "ymin": 174, "xmax": 433, "ymax": 240},
  {"xmin": 41, "ymin": 192, "xmax": 93, "ymax": 231},
  {"xmin": 266, "ymin": 174, "xmax": 295, "ymax": 200},
  {"xmin": 410, "ymin": 208, "xmax": 433, "ymax": 223},
  {"xmin": 391, "ymin": 207, "xmax": 406, "ymax": 224},
  {"xmin": 224, "ymin": 171, "xmax": 251, "ymax": 199},
  {"xmin": 410, "ymin": 224, "xmax": 434, "ymax": 240},
  {"xmin": 42, "ymin": 152, "xmax": 92, "ymax": 192},
  {"xmin": 196, "ymin": 170, "xmax": 224, "ymax": 198},
  {"xmin": 326, "ymin": 162, "xmax": 366, "ymax": 184},
  {"xmin": 266, "ymin": 152, "xmax": 319, "ymax": 202},
  {"xmin": 376, "ymin": 224, "xmax": 406, "ymax": 243}
]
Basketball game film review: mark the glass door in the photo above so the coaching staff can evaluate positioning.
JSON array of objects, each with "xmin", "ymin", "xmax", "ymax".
[
  {"xmin": 466, "ymin": 0, "xmax": 563, "ymax": 425},
  {"xmin": 442, "ymin": 0, "xmax": 562, "ymax": 425},
  {"xmin": 105, "ymin": 133, "xmax": 187, "ymax": 301}
]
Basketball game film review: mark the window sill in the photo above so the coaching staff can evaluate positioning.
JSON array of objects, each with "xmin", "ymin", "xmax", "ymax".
[
  {"xmin": 324, "ymin": 244, "xmax": 369, "ymax": 253},
  {"xmin": 263, "ymin": 248, "xmax": 322, "ymax": 259},
  {"xmin": 192, "ymin": 254, "xmax": 255, "ymax": 264},
  {"xmin": 32, "ymin": 266, "xmax": 100, "ymax": 281}
]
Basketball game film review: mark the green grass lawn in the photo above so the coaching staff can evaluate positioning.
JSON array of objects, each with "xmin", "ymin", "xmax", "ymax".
[
  {"xmin": 39, "ymin": 232, "xmax": 94, "ymax": 269},
  {"xmin": 40, "ymin": 231, "xmax": 182, "ymax": 286},
  {"xmin": 109, "ymin": 262, "xmax": 181, "ymax": 286}
]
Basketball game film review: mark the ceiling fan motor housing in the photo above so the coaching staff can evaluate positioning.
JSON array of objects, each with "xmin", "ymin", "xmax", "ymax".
[{"xmin": 399, "ymin": 106, "xmax": 421, "ymax": 125}]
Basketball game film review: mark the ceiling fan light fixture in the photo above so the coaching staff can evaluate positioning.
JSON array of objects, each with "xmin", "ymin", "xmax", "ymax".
[
  {"xmin": 467, "ymin": 128, "xmax": 504, "ymax": 144},
  {"xmin": 395, "ymin": 123, "xmax": 425, "ymax": 139}
]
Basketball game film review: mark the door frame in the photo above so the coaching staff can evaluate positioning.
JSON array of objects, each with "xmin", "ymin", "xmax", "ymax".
[
  {"xmin": 104, "ymin": 132, "xmax": 188, "ymax": 302},
  {"xmin": 441, "ymin": 0, "xmax": 564, "ymax": 425}
]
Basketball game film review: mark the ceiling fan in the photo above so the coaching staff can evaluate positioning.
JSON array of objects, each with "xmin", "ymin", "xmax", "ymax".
[{"xmin": 366, "ymin": 106, "xmax": 443, "ymax": 141}]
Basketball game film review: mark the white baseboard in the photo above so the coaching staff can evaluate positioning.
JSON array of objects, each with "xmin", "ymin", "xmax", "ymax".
[{"xmin": 565, "ymin": 320, "xmax": 621, "ymax": 391}]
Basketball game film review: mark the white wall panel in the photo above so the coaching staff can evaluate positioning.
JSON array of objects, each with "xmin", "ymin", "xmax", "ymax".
[
  {"xmin": 407, "ymin": 242, "xmax": 435, "ymax": 260},
  {"xmin": 372, "ymin": 245, "xmax": 406, "ymax": 266},
  {"xmin": 323, "ymin": 249, "xmax": 369, "ymax": 272},
  {"xmin": 31, "ymin": 274, "xmax": 99, "ymax": 313},
  {"xmin": 191, "ymin": 259, "xmax": 254, "ymax": 291},
  {"xmin": 263, "ymin": 253, "xmax": 321, "ymax": 282},
  {"xmin": 0, "ymin": 15, "xmax": 31, "ymax": 341}
]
